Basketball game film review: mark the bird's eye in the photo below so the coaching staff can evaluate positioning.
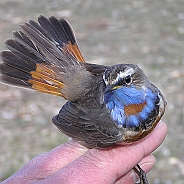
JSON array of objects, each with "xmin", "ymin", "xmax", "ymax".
[{"xmin": 125, "ymin": 75, "xmax": 132, "ymax": 84}]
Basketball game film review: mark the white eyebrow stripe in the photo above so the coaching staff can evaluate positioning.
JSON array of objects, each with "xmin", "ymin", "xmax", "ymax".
[
  {"xmin": 116, "ymin": 68, "xmax": 134, "ymax": 81},
  {"xmin": 103, "ymin": 67, "xmax": 135, "ymax": 86}
]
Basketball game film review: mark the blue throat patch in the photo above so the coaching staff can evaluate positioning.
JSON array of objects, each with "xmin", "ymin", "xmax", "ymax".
[{"xmin": 104, "ymin": 86, "xmax": 158, "ymax": 128}]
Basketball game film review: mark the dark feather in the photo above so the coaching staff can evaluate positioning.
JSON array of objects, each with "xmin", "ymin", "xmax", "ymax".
[
  {"xmin": 53, "ymin": 102, "xmax": 121, "ymax": 148},
  {"xmin": 83, "ymin": 63, "xmax": 108, "ymax": 75},
  {"xmin": 0, "ymin": 74, "xmax": 32, "ymax": 88},
  {"xmin": 11, "ymin": 31, "xmax": 48, "ymax": 63},
  {"xmin": 38, "ymin": 16, "xmax": 75, "ymax": 45},
  {"xmin": 0, "ymin": 63, "xmax": 31, "ymax": 81},
  {"xmin": 21, "ymin": 22, "xmax": 67, "ymax": 66},
  {"xmin": 1, "ymin": 51, "xmax": 36, "ymax": 72}
]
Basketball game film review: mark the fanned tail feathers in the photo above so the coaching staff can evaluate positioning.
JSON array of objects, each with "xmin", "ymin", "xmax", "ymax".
[{"xmin": 0, "ymin": 15, "xmax": 85, "ymax": 98}]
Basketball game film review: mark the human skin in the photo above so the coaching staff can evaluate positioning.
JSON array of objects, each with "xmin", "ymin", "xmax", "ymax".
[{"xmin": 2, "ymin": 121, "xmax": 167, "ymax": 184}]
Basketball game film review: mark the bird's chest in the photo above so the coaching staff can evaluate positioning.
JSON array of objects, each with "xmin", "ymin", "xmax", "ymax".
[{"xmin": 104, "ymin": 86, "xmax": 159, "ymax": 129}]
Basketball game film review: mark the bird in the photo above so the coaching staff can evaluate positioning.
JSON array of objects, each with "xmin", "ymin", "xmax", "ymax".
[{"xmin": 0, "ymin": 15, "xmax": 166, "ymax": 184}]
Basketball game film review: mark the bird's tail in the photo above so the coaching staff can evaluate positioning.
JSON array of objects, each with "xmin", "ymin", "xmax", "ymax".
[{"xmin": 0, "ymin": 15, "xmax": 85, "ymax": 97}]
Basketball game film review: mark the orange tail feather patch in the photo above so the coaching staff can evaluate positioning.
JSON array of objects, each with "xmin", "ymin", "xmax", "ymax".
[
  {"xmin": 28, "ymin": 63, "xmax": 65, "ymax": 97},
  {"xmin": 66, "ymin": 41, "xmax": 85, "ymax": 62}
]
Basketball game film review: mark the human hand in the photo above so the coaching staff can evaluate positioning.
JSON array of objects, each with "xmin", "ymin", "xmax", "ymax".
[{"xmin": 2, "ymin": 121, "xmax": 167, "ymax": 184}]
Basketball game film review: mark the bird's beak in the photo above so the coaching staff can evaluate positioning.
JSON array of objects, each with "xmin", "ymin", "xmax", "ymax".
[{"xmin": 105, "ymin": 85, "xmax": 119, "ymax": 93}]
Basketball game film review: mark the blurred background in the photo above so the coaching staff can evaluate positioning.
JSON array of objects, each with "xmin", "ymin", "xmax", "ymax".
[{"xmin": 0, "ymin": 0, "xmax": 184, "ymax": 183}]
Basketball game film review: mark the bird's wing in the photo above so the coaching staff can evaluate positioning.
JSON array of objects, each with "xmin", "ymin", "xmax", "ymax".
[
  {"xmin": 0, "ymin": 16, "xmax": 104, "ymax": 101},
  {"xmin": 53, "ymin": 101, "xmax": 121, "ymax": 148}
]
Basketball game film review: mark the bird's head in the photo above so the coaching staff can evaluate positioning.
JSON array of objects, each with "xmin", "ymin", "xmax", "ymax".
[{"xmin": 103, "ymin": 64, "xmax": 148, "ymax": 93}]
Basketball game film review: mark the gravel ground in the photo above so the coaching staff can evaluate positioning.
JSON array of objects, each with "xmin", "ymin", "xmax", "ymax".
[{"xmin": 0, "ymin": 0, "xmax": 184, "ymax": 183}]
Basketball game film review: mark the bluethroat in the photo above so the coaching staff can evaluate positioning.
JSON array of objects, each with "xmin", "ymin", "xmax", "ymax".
[{"xmin": 0, "ymin": 16, "xmax": 166, "ymax": 184}]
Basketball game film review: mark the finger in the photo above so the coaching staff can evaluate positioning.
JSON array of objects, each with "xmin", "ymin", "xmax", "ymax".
[
  {"xmin": 25, "ymin": 140, "xmax": 89, "ymax": 178},
  {"xmin": 2, "ymin": 140, "xmax": 88, "ymax": 183},
  {"xmin": 41, "ymin": 121, "xmax": 167, "ymax": 184},
  {"xmin": 115, "ymin": 154, "xmax": 156, "ymax": 184}
]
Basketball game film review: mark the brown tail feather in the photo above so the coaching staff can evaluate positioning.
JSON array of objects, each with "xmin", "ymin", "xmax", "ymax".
[
  {"xmin": 38, "ymin": 15, "xmax": 85, "ymax": 62},
  {"xmin": 0, "ymin": 51, "xmax": 65, "ymax": 96},
  {"xmin": 0, "ymin": 15, "xmax": 86, "ymax": 98}
]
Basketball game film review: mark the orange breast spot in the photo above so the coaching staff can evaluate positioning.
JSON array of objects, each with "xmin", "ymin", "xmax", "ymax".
[{"xmin": 124, "ymin": 102, "xmax": 147, "ymax": 116}]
